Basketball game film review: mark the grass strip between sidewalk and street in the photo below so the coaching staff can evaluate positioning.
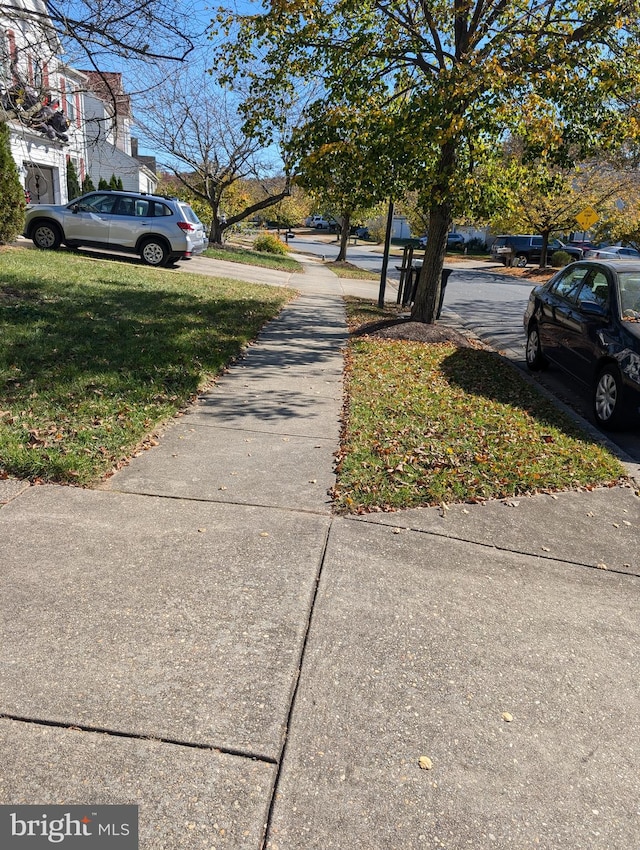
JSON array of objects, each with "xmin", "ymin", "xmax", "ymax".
[
  {"xmin": 204, "ymin": 244, "xmax": 302, "ymax": 272},
  {"xmin": 325, "ymin": 261, "xmax": 378, "ymax": 280},
  {"xmin": 0, "ymin": 247, "xmax": 295, "ymax": 485},
  {"xmin": 333, "ymin": 298, "xmax": 626, "ymax": 512}
]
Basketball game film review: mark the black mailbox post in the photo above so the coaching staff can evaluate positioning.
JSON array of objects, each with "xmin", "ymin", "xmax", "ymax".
[{"xmin": 437, "ymin": 268, "xmax": 453, "ymax": 318}]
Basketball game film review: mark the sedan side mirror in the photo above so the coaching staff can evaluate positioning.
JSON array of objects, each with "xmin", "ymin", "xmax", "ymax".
[{"xmin": 580, "ymin": 301, "xmax": 608, "ymax": 317}]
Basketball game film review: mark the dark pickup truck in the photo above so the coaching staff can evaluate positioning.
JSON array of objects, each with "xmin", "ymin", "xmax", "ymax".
[{"xmin": 491, "ymin": 235, "xmax": 582, "ymax": 266}]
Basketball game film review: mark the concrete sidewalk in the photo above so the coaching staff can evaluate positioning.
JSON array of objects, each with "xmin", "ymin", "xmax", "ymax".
[{"xmin": 1, "ymin": 257, "xmax": 640, "ymax": 849}]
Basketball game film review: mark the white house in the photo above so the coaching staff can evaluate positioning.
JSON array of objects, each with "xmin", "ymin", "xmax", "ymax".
[
  {"xmin": 1, "ymin": 0, "xmax": 156, "ymax": 203},
  {"xmin": 1, "ymin": 0, "xmax": 88, "ymax": 203}
]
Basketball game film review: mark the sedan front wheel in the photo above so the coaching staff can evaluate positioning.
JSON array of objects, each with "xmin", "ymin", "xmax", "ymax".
[{"xmin": 593, "ymin": 365, "xmax": 625, "ymax": 430}]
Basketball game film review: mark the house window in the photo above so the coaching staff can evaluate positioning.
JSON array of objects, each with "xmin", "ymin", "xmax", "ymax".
[
  {"xmin": 32, "ymin": 57, "xmax": 44, "ymax": 90},
  {"xmin": 65, "ymin": 88, "xmax": 75, "ymax": 121},
  {"xmin": 5, "ymin": 30, "xmax": 18, "ymax": 83}
]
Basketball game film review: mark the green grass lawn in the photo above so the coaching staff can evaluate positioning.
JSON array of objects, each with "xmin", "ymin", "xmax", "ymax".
[
  {"xmin": 333, "ymin": 298, "xmax": 626, "ymax": 512},
  {"xmin": 204, "ymin": 244, "xmax": 302, "ymax": 272},
  {"xmin": 0, "ymin": 248, "xmax": 295, "ymax": 485},
  {"xmin": 326, "ymin": 261, "xmax": 378, "ymax": 280}
]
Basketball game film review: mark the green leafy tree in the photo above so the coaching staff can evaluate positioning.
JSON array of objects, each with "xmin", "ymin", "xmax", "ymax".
[
  {"xmin": 215, "ymin": 0, "xmax": 640, "ymax": 322},
  {"xmin": 0, "ymin": 122, "xmax": 25, "ymax": 243},
  {"xmin": 289, "ymin": 103, "xmax": 401, "ymax": 259},
  {"xmin": 264, "ymin": 185, "xmax": 313, "ymax": 229},
  {"xmin": 66, "ymin": 159, "xmax": 81, "ymax": 201},
  {"xmin": 491, "ymin": 153, "xmax": 635, "ymax": 266}
]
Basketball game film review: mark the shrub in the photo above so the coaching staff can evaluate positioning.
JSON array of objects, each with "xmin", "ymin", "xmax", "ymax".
[
  {"xmin": 66, "ymin": 159, "xmax": 81, "ymax": 200},
  {"xmin": 0, "ymin": 121, "xmax": 25, "ymax": 243},
  {"xmin": 254, "ymin": 233, "xmax": 289, "ymax": 255},
  {"xmin": 465, "ymin": 237, "xmax": 488, "ymax": 253},
  {"xmin": 551, "ymin": 250, "xmax": 572, "ymax": 267},
  {"xmin": 367, "ymin": 215, "xmax": 387, "ymax": 243}
]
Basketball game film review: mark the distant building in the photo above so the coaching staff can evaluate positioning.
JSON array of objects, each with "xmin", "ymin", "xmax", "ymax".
[{"xmin": 80, "ymin": 71, "xmax": 157, "ymax": 194}]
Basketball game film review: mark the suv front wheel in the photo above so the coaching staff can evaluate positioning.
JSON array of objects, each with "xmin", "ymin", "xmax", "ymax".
[
  {"xmin": 514, "ymin": 253, "xmax": 528, "ymax": 267},
  {"xmin": 32, "ymin": 221, "xmax": 62, "ymax": 250},
  {"xmin": 140, "ymin": 238, "xmax": 170, "ymax": 267}
]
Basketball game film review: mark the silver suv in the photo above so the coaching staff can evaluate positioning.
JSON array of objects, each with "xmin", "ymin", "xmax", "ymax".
[{"xmin": 24, "ymin": 191, "xmax": 207, "ymax": 267}]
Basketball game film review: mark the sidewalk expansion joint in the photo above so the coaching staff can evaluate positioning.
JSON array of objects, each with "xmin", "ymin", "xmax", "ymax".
[
  {"xmin": 101, "ymin": 488, "xmax": 333, "ymax": 517},
  {"xmin": 349, "ymin": 516, "xmax": 640, "ymax": 579},
  {"xmin": 260, "ymin": 518, "xmax": 334, "ymax": 849},
  {"xmin": 0, "ymin": 713, "xmax": 277, "ymax": 765}
]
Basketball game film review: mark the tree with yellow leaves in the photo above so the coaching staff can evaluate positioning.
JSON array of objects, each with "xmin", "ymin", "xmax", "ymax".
[{"xmin": 213, "ymin": 0, "xmax": 640, "ymax": 321}]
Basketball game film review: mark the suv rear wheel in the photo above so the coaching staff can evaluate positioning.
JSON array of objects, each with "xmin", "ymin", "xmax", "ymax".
[
  {"xmin": 32, "ymin": 221, "xmax": 62, "ymax": 250},
  {"xmin": 140, "ymin": 238, "xmax": 170, "ymax": 267},
  {"xmin": 514, "ymin": 253, "xmax": 528, "ymax": 267}
]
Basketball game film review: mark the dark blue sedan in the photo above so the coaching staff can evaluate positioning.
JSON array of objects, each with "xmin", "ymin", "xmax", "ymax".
[{"xmin": 523, "ymin": 260, "xmax": 640, "ymax": 429}]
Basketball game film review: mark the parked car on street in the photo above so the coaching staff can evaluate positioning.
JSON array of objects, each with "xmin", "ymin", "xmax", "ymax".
[
  {"xmin": 491, "ymin": 235, "xmax": 583, "ymax": 266},
  {"xmin": 523, "ymin": 259, "xmax": 640, "ymax": 429},
  {"xmin": 584, "ymin": 245, "xmax": 640, "ymax": 260},
  {"xmin": 569, "ymin": 240, "xmax": 598, "ymax": 253},
  {"xmin": 24, "ymin": 190, "xmax": 206, "ymax": 267},
  {"xmin": 305, "ymin": 214, "xmax": 336, "ymax": 230},
  {"xmin": 446, "ymin": 232, "xmax": 466, "ymax": 248},
  {"xmin": 418, "ymin": 232, "xmax": 467, "ymax": 249}
]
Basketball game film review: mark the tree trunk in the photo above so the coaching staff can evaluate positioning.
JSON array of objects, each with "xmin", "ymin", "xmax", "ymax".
[
  {"xmin": 410, "ymin": 144, "xmax": 455, "ymax": 323},
  {"xmin": 209, "ymin": 218, "xmax": 224, "ymax": 245},
  {"xmin": 336, "ymin": 211, "xmax": 351, "ymax": 261},
  {"xmin": 539, "ymin": 231, "xmax": 550, "ymax": 268},
  {"xmin": 410, "ymin": 205, "xmax": 451, "ymax": 323}
]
